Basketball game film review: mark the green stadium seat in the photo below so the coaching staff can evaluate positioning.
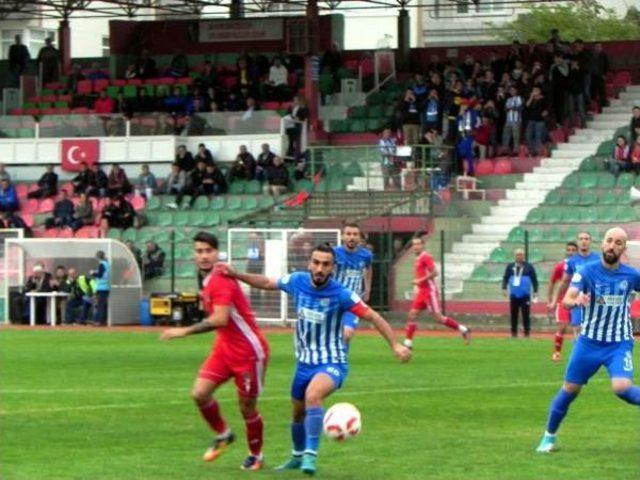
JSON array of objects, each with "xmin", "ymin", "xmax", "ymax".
[
  {"xmin": 596, "ymin": 140, "xmax": 614, "ymax": 156},
  {"xmin": 192, "ymin": 196, "xmax": 209, "ymax": 210},
  {"xmin": 579, "ymin": 157, "xmax": 597, "ymax": 172},
  {"xmin": 144, "ymin": 212, "xmax": 157, "ymax": 226},
  {"xmin": 470, "ymin": 265, "xmax": 490, "ymax": 281},
  {"xmin": 578, "ymin": 191, "xmax": 597, "ymax": 206},
  {"xmin": 106, "ymin": 86, "xmax": 120, "ymax": 98},
  {"xmin": 157, "ymin": 212, "xmax": 173, "ymax": 227},
  {"xmin": 545, "ymin": 190, "xmax": 562, "ymax": 205},
  {"xmin": 176, "ymin": 262, "xmax": 195, "ymax": 278},
  {"xmin": 136, "ymin": 229, "xmax": 156, "ymax": 243},
  {"xmin": 243, "ymin": 197, "xmax": 258, "ymax": 210},
  {"xmin": 366, "ymin": 118, "xmax": 385, "ymax": 131},
  {"xmin": 350, "ymin": 106, "xmax": 367, "ymax": 119},
  {"xmin": 349, "ymin": 120, "xmax": 367, "ymax": 133},
  {"xmin": 123, "ymin": 84, "xmax": 138, "ymax": 98},
  {"xmin": 107, "ymin": 228, "xmax": 121, "ymax": 239},
  {"xmin": 367, "ymin": 92, "xmax": 385, "ymax": 105},
  {"xmin": 526, "ymin": 208, "xmax": 544, "ymax": 224},
  {"xmin": 173, "ymin": 211, "xmax": 190, "ymax": 227},
  {"xmin": 562, "ymin": 174, "xmax": 579, "ymax": 189},
  {"xmin": 188, "ymin": 211, "xmax": 208, "ymax": 227},
  {"xmin": 564, "ymin": 190, "xmax": 581, "ymax": 206},
  {"xmin": 228, "ymin": 181, "xmax": 245, "ymax": 194},
  {"xmin": 330, "ymin": 119, "xmax": 349, "ymax": 133},
  {"xmin": 258, "ymin": 196, "xmax": 275, "ymax": 209},
  {"xmin": 617, "ymin": 173, "xmax": 634, "ymax": 189},
  {"xmin": 178, "ymin": 195, "xmax": 192, "ymax": 209},
  {"xmin": 489, "ymin": 247, "xmax": 508, "ymax": 263},
  {"xmin": 507, "ymin": 227, "xmax": 525, "ymax": 242},
  {"xmin": 227, "ymin": 197, "xmax": 242, "ymax": 210},
  {"xmin": 146, "ymin": 196, "xmax": 161, "ymax": 210},
  {"xmin": 545, "ymin": 207, "xmax": 563, "ymax": 224},
  {"xmin": 597, "ymin": 173, "xmax": 615, "ymax": 189},
  {"xmin": 367, "ymin": 105, "xmax": 384, "ymax": 118},
  {"xmin": 528, "ymin": 248, "xmax": 544, "ymax": 263},
  {"xmin": 121, "ymin": 229, "xmax": 137, "ymax": 243},
  {"xmin": 547, "ymin": 226, "xmax": 564, "ymax": 242},
  {"xmin": 528, "ymin": 228, "xmax": 544, "ymax": 242},
  {"xmin": 616, "ymin": 206, "xmax": 636, "ymax": 223},
  {"xmin": 210, "ymin": 197, "xmax": 225, "ymax": 210},
  {"xmin": 295, "ymin": 179, "xmax": 314, "ymax": 193},
  {"xmin": 578, "ymin": 173, "xmax": 598, "ymax": 189},
  {"xmin": 176, "ymin": 244, "xmax": 193, "ymax": 260},
  {"xmin": 344, "ymin": 162, "xmax": 364, "ymax": 177},
  {"xmin": 245, "ymin": 181, "xmax": 262, "ymax": 195},
  {"xmin": 598, "ymin": 190, "xmax": 617, "ymax": 205}
]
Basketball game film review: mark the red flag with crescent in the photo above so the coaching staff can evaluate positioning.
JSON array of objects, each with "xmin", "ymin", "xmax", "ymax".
[{"xmin": 61, "ymin": 139, "xmax": 100, "ymax": 172}]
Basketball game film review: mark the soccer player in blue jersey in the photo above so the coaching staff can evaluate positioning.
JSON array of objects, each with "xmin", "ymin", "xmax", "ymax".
[
  {"xmin": 552, "ymin": 231, "xmax": 600, "ymax": 333},
  {"xmin": 218, "ymin": 244, "xmax": 411, "ymax": 475},
  {"xmin": 537, "ymin": 227, "xmax": 640, "ymax": 453},
  {"xmin": 333, "ymin": 223, "xmax": 373, "ymax": 344}
]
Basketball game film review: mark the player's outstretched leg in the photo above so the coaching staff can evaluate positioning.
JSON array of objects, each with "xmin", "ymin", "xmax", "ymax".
[
  {"xmin": 434, "ymin": 312, "xmax": 471, "ymax": 344},
  {"xmin": 192, "ymin": 379, "xmax": 235, "ymax": 462},
  {"xmin": 403, "ymin": 309, "xmax": 419, "ymax": 349},
  {"xmin": 536, "ymin": 384, "xmax": 580, "ymax": 453},
  {"xmin": 552, "ymin": 322, "xmax": 567, "ymax": 362},
  {"xmin": 274, "ymin": 403, "xmax": 306, "ymax": 471},
  {"xmin": 239, "ymin": 397, "xmax": 264, "ymax": 470}
]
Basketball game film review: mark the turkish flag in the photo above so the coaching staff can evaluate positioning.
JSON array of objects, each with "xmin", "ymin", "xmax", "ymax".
[{"xmin": 61, "ymin": 139, "xmax": 100, "ymax": 172}]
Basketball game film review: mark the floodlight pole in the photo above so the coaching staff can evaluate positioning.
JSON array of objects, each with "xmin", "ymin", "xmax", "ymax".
[
  {"xmin": 170, "ymin": 229, "xmax": 175, "ymax": 294},
  {"xmin": 58, "ymin": 18, "xmax": 71, "ymax": 76}
]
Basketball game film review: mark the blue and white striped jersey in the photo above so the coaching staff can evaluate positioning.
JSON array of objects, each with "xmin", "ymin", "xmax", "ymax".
[
  {"xmin": 570, "ymin": 261, "xmax": 640, "ymax": 343},
  {"xmin": 564, "ymin": 251, "xmax": 600, "ymax": 277},
  {"xmin": 333, "ymin": 246, "xmax": 373, "ymax": 296},
  {"xmin": 277, "ymin": 271, "xmax": 366, "ymax": 365}
]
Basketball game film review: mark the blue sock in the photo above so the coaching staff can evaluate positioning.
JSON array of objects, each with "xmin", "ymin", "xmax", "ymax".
[
  {"xmin": 304, "ymin": 407, "xmax": 324, "ymax": 455},
  {"xmin": 616, "ymin": 385, "xmax": 640, "ymax": 405},
  {"xmin": 546, "ymin": 389, "xmax": 578, "ymax": 434},
  {"xmin": 291, "ymin": 422, "xmax": 305, "ymax": 456}
]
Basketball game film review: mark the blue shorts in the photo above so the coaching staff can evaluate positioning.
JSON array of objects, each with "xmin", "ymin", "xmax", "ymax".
[
  {"xmin": 565, "ymin": 336, "xmax": 634, "ymax": 385},
  {"xmin": 291, "ymin": 363, "xmax": 349, "ymax": 401},
  {"xmin": 570, "ymin": 307, "xmax": 582, "ymax": 327},
  {"xmin": 342, "ymin": 311, "xmax": 359, "ymax": 330}
]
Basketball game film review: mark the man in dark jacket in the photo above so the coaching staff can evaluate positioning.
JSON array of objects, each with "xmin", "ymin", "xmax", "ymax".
[
  {"xmin": 264, "ymin": 155, "xmax": 289, "ymax": 196},
  {"xmin": 45, "ymin": 189, "xmax": 74, "ymax": 228},
  {"xmin": 143, "ymin": 241, "xmax": 165, "ymax": 280},
  {"xmin": 630, "ymin": 106, "xmax": 640, "ymax": 144},
  {"xmin": 21, "ymin": 263, "xmax": 53, "ymax": 324},
  {"xmin": 61, "ymin": 267, "xmax": 93, "ymax": 325},
  {"xmin": 28, "ymin": 165, "xmax": 58, "ymax": 199},
  {"xmin": 255, "ymin": 143, "xmax": 275, "ymax": 181},
  {"xmin": 8, "ymin": 35, "xmax": 30, "ymax": 87},
  {"xmin": 229, "ymin": 145, "xmax": 256, "ymax": 181},
  {"xmin": 502, "ymin": 248, "xmax": 539, "ymax": 338}
]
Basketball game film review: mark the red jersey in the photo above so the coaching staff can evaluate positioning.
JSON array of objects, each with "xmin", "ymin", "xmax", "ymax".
[
  {"xmin": 200, "ymin": 272, "xmax": 269, "ymax": 364},
  {"xmin": 550, "ymin": 261, "xmax": 568, "ymax": 302},
  {"xmin": 415, "ymin": 251, "xmax": 436, "ymax": 291}
]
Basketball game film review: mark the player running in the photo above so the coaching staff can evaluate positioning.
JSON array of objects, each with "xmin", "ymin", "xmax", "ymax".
[
  {"xmin": 537, "ymin": 227, "xmax": 640, "ymax": 453},
  {"xmin": 403, "ymin": 236, "xmax": 471, "ymax": 348},
  {"xmin": 160, "ymin": 232, "xmax": 269, "ymax": 471},
  {"xmin": 217, "ymin": 244, "xmax": 411, "ymax": 475},
  {"xmin": 551, "ymin": 232, "xmax": 600, "ymax": 330},
  {"xmin": 333, "ymin": 223, "xmax": 373, "ymax": 344},
  {"xmin": 547, "ymin": 241, "xmax": 578, "ymax": 362}
]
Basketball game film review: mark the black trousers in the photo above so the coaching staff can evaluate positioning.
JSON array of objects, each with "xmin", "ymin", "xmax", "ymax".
[{"xmin": 510, "ymin": 296, "xmax": 531, "ymax": 337}]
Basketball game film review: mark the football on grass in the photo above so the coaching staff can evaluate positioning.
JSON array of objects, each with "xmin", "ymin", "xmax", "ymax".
[{"xmin": 323, "ymin": 402, "xmax": 361, "ymax": 440}]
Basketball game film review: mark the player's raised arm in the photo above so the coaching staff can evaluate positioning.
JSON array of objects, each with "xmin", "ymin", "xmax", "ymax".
[
  {"xmin": 356, "ymin": 305, "xmax": 411, "ymax": 363},
  {"xmin": 562, "ymin": 286, "xmax": 590, "ymax": 309},
  {"xmin": 216, "ymin": 263, "xmax": 279, "ymax": 290},
  {"xmin": 160, "ymin": 318, "xmax": 218, "ymax": 340}
]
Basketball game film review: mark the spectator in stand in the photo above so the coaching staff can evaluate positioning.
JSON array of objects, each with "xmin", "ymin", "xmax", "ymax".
[
  {"xmin": 255, "ymin": 143, "xmax": 275, "ymax": 181},
  {"xmin": 164, "ymin": 163, "xmax": 186, "ymax": 202},
  {"xmin": 285, "ymin": 95, "xmax": 308, "ymax": 159},
  {"xmin": 0, "ymin": 211, "xmax": 31, "ymax": 236},
  {"xmin": 379, "ymin": 128, "xmax": 399, "ymax": 189},
  {"xmin": 502, "ymin": 86, "xmax": 523, "ymax": 155},
  {"xmin": 422, "ymin": 129, "xmax": 449, "ymax": 173},
  {"xmin": 107, "ymin": 164, "xmax": 131, "ymax": 197},
  {"xmin": 8, "ymin": 35, "xmax": 30, "ymax": 88},
  {"xmin": 411, "ymin": 73, "xmax": 429, "ymax": 105},
  {"xmin": 72, "ymin": 164, "xmax": 94, "ymax": 195},
  {"xmin": 135, "ymin": 88, "xmax": 154, "ymax": 113},
  {"xmin": 525, "ymin": 86, "xmax": 548, "ymax": 157},
  {"xmin": 229, "ymin": 145, "xmax": 256, "ymax": 182},
  {"xmin": 168, "ymin": 160, "xmax": 206, "ymax": 209},
  {"xmin": 94, "ymin": 90, "xmax": 114, "ymax": 115},
  {"xmin": 264, "ymin": 155, "xmax": 289, "ymax": 197},
  {"xmin": 37, "ymin": 37, "xmax": 60, "ymax": 85},
  {"xmin": 400, "ymin": 89, "xmax": 421, "ymax": 146},
  {"xmin": 51, "ymin": 265, "xmax": 67, "ymax": 291},
  {"xmin": 102, "ymin": 195, "xmax": 135, "ymax": 230},
  {"xmin": 115, "ymin": 92, "xmax": 134, "ymax": 118},
  {"xmin": 630, "ymin": 106, "xmax": 640, "ymax": 144},
  {"xmin": 589, "ymin": 43, "xmax": 609, "ymax": 108},
  {"xmin": 194, "ymin": 143, "xmax": 214, "ymax": 166},
  {"xmin": 86, "ymin": 62, "xmax": 109, "ymax": 81},
  {"xmin": 125, "ymin": 240, "xmax": 143, "ymax": 270},
  {"xmin": 474, "ymin": 116, "xmax": 492, "ymax": 160},
  {"xmin": 630, "ymin": 138, "xmax": 640, "ymax": 174},
  {"xmin": 198, "ymin": 61, "xmax": 218, "ymax": 90},
  {"xmin": 236, "ymin": 57, "xmax": 257, "ymax": 95},
  {"xmin": 202, "ymin": 163, "xmax": 227, "ymax": 196},
  {"xmin": 444, "ymin": 79, "xmax": 465, "ymax": 143},
  {"xmin": 241, "ymin": 97, "xmax": 258, "ymax": 122},
  {"xmin": 27, "ymin": 165, "xmax": 58, "ymax": 199},
  {"xmin": 549, "ymin": 53, "xmax": 569, "ymax": 126},
  {"xmin": 135, "ymin": 164, "xmax": 157, "ymax": 198},
  {"xmin": 0, "ymin": 179, "xmax": 19, "ymax": 212},
  {"xmin": 320, "ymin": 42, "xmax": 342, "ymax": 82},
  {"xmin": 164, "ymin": 87, "xmax": 188, "ymax": 117},
  {"xmin": 135, "ymin": 50, "xmax": 157, "ymax": 79},
  {"xmin": 175, "ymin": 145, "xmax": 195, "ymax": 172},
  {"xmin": 0, "ymin": 164, "xmax": 10, "ymax": 183},
  {"xmin": 567, "ymin": 59, "xmax": 586, "ymax": 128},
  {"xmin": 124, "ymin": 63, "xmax": 138, "ymax": 79},
  {"xmin": 66, "ymin": 64, "xmax": 85, "ymax": 93},
  {"xmin": 61, "ymin": 267, "xmax": 92, "ymax": 325},
  {"xmin": 71, "ymin": 192, "xmax": 94, "ymax": 231},
  {"xmin": 607, "ymin": 135, "xmax": 630, "ymax": 177},
  {"xmin": 45, "ymin": 189, "xmax": 74, "ymax": 229},
  {"xmin": 266, "ymin": 57, "xmax": 289, "ymax": 101},
  {"xmin": 21, "ymin": 263, "xmax": 53, "ymax": 324},
  {"xmin": 422, "ymin": 89, "xmax": 441, "ymax": 134},
  {"xmin": 88, "ymin": 164, "xmax": 108, "ymax": 198},
  {"xmin": 143, "ymin": 241, "xmax": 165, "ymax": 280},
  {"xmin": 168, "ymin": 49, "xmax": 189, "ymax": 78}
]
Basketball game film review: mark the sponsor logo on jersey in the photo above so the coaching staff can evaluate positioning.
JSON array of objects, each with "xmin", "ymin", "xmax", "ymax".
[
  {"xmin": 299, "ymin": 307, "xmax": 326, "ymax": 324},
  {"xmin": 571, "ymin": 273, "xmax": 582, "ymax": 283},
  {"xmin": 595, "ymin": 294, "xmax": 624, "ymax": 306}
]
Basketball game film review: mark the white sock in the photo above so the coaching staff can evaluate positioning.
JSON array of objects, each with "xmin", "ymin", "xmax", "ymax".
[
  {"xmin": 544, "ymin": 431, "xmax": 556, "ymax": 438},
  {"xmin": 459, "ymin": 325, "xmax": 468, "ymax": 333}
]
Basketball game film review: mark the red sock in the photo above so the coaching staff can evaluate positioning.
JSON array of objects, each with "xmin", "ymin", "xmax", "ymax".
[
  {"xmin": 199, "ymin": 399, "xmax": 227, "ymax": 434},
  {"xmin": 244, "ymin": 413, "xmax": 264, "ymax": 456},
  {"xmin": 443, "ymin": 317, "xmax": 461, "ymax": 331},
  {"xmin": 554, "ymin": 332, "xmax": 564, "ymax": 353},
  {"xmin": 405, "ymin": 321, "xmax": 418, "ymax": 340}
]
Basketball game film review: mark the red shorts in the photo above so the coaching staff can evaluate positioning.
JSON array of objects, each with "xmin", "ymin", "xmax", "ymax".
[
  {"xmin": 555, "ymin": 304, "xmax": 571, "ymax": 323},
  {"xmin": 198, "ymin": 350, "xmax": 267, "ymax": 398},
  {"xmin": 411, "ymin": 288, "xmax": 441, "ymax": 314}
]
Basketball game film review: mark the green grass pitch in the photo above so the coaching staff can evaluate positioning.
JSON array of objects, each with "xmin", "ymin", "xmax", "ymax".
[{"xmin": 1, "ymin": 329, "xmax": 638, "ymax": 479}]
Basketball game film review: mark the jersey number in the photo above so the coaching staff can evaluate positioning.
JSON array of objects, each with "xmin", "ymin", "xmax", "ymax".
[{"xmin": 623, "ymin": 351, "xmax": 633, "ymax": 372}]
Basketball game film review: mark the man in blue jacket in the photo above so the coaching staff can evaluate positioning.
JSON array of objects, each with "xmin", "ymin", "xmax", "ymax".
[
  {"xmin": 502, "ymin": 248, "xmax": 539, "ymax": 338},
  {"xmin": 90, "ymin": 250, "xmax": 110, "ymax": 326},
  {"xmin": 0, "ymin": 179, "xmax": 19, "ymax": 212}
]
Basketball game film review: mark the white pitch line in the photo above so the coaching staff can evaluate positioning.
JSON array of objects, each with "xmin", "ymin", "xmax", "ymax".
[{"xmin": 0, "ymin": 380, "xmax": 596, "ymax": 416}]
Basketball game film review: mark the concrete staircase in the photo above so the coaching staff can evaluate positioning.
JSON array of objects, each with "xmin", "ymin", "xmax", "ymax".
[{"xmin": 442, "ymin": 85, "xmax": 640, "ymax": 298}]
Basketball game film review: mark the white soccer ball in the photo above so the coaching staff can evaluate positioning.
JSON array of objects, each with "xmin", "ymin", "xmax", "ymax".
[{"xmin": 323, "ymin": 402, "xmax": 361, "ymax": 441}]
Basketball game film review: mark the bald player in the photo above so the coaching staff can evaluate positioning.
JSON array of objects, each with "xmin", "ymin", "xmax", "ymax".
[{"xmin": 537, "ymin": 227, "xmax": 640, "ymax": 453}]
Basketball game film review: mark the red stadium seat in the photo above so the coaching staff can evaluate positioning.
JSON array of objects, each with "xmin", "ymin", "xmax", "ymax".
[
  {"xmin": 606, "ymin": 83, "xmax": 617, "ymax": 99},
  {"xmin": 55, "ymin": 107, "xmax": 71, "ymax": 114},
  {"xmin": 518, "ymin": 144, "xmax": 529, "ymax": 158},
  {"xmin": 222, "ymin": 76, "xmax": 237, "ymax": 89},
  {"xmin": 475, "ymin": 160, "xmax": 494, "ymax": 176},
  {"xmin": 41, "ymin": 95, "xmax": 57, "ymax": 103},
  {"xmin": 25, "ymin": 108, "xmax": 40, "ymax": 116},
  {"xmin": 127, "ymin": 79, "xmax": 142, "ymax": 86},
  {"xmin": 130, "ymin": 196, "xmax": 146, "ymax": 211},
  {"xmin": 57, "ymin": 228, "xmax": 73, "ymax": 238},
  {"xmin": 494, "ymin": 159, "xmax": 513, "ymax": 174},
  {"xmin": 58, "ymin": 94, "xmax": 72, "ymax": 103},
  {"xmin": 361, "ymin": 59, "xmax": 374, "ymax": 76},
  {"xmin": 77, "ymin": 80, "xmax": 92, "ymax": 95},
  {"xmin": 41, "ymin": 107, "xmax": 57, "ymax": 116},
  {"xmin": 10, "ymin": 108, "xmax": 24, "ymax": 115},
  {"xmin": 287, "ymin": 73, "xmax": 298, "ymax": 87},
  {"xmin": 71, "ymin": 107, "xmax": 91, "ymax": 114},
  {"xmin": 262, "ymin": 101, "xmax": 280, "ymax": 110},
  {"xmin": 112, "ymin": 79, "xmax": 127, "ymax": 87},
  {"xmin": 614, "ymin": 71, "xmax": 631, "ymax": 88},
  {"xmin": 21, "ymin": 213, "xmax": 33, "ymax": 228},
  {"xmin": 549, "ymin": 129, "xmax": 566, "ymax": 144},
  {"xmin": 158, "ymin": 77, "xmax": 176, "ymax": 85},
  {"xmin": 43, "ymin": 228, "xmax": 59, "ymax": 238},
  {"xmin": 75, "ymin": 226, "xmax": 99, "ymax": 238},
  {"xmin": 38, "ymin": 198, "xmax": 55, "ymax": 213},
  {"xmin": 44, "ymin": 82, "xmax": 62, "ymax": 90},
  {"xmin": 177, "ymin": 77, "xmax": 193, "ymax": 85},
  {"xmin": 93, "ymin": 79, "xmax": 110, "ymax": 92},
  {"xmin": 15, "ymin": 184, "xmax": 29, "ymax": 198}
]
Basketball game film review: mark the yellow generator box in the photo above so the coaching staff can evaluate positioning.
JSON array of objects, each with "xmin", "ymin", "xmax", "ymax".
[{"xmin": 150, "ymin": 297, "xmax": 172, "ymax": 316}]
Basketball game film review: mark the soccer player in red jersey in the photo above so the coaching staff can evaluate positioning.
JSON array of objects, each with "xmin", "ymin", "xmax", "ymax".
[
  {"xmin": 403, "ymin": 236, "xmax": 471, "ymax": 348},
  {"xmin": 160, "ymin": 232, "xmax": 269, "ymax": 471},
  {"xmin": 547, "ymin": 241, "xmax": 578, "ymax": 362}
]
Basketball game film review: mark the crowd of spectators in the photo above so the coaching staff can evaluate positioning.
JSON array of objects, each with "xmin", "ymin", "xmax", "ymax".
[
  {"xmin": 383, "ymin": 30, "xmax": 610, "ymax": 176},
  {"xmin": 606, "ymin": 106, "xmax": 640, "ymax": 176}
]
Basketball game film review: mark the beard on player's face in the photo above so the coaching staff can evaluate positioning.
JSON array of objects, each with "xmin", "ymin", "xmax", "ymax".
[
  {"xmin": 603, "ymin": 249, "xmax": 619, "ymax": 264},
  {"xmin": 311, "ymin": 271, "xmax": 330, "ymax": 286}
]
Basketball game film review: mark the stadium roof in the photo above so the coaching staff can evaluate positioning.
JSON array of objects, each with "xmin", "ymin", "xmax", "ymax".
[{"xmin": 1, "ymin": 0, "xmax": 567, "ymax": 20}]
